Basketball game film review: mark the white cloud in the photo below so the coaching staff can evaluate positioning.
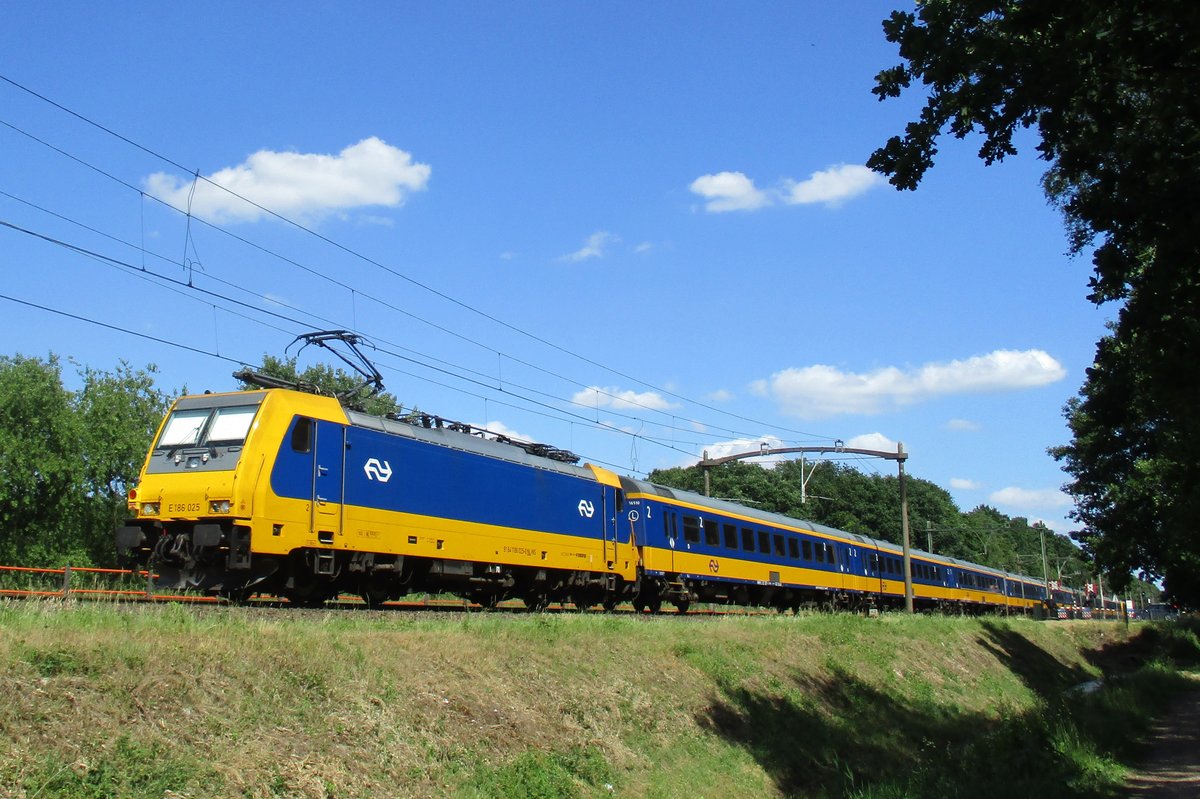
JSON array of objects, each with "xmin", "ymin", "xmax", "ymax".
[
  {"xmin": 946, "ymin": 418, "xmax": 981, "ymax": 432},
  {"xmin": 690, "ymin": 163, "xmax": 881, "ymax": 213},
  {"xmin": 572, "ymin": 385, "xmax": 678, "ymax": 412},
  {"xmin": 845, "ymin": 432, "xmax": 899, "ymax": 453},
  {"xmin": 144, "ymin": 137, "xmax": 430, "ymax": 223},
  {"xmin": 560, "ymin": 231, "xmax": 619, "ymax": 262},
  {"xmin": 781, "ymin": 164, "xmax": 884, "ymax": 207},
  {"xmin": 471, "ymin": 420, "xmax": 533, "ymax": 443},
  {"xmin": 758, "ymin": 349, "xmax": 1067, "ymax": 419},
  {"xmin": 950, "ymin": 478, "xmax": 982, "ymax": 490},
  {"xmin": 707, "ymin": 389, "xmax": 735, "ymax": 403},
  {"xmin": 989, "ymin": 486, "xmax": 1073, "ymax": 511},
  {"xmin": 635, "ymin": 242, "xmax": 654, "ymax": 254},
  {"xmin": 689, "ymin": 171, "xmax": 771, "ymax": 213}
]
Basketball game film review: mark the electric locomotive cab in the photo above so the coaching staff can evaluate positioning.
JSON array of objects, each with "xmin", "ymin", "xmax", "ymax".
[{"xmin": 116, "ymin": 391, "xmax": 268, "ymax": 594}]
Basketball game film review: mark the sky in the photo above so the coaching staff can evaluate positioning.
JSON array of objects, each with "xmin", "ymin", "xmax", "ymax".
[{"xmin": 0, "ymin": 2, "xmax": 1111, "ymax": 541}]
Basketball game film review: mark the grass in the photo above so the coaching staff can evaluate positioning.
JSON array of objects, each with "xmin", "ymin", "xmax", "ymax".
[{"xmin": 0, "ymin": 601, "xmax": 1195, "ymax": 798}]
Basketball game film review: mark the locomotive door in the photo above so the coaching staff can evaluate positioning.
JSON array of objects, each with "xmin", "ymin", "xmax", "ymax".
[{"xmin": 311, "ymin": 420, "xmax": 345, "ymax": 539}]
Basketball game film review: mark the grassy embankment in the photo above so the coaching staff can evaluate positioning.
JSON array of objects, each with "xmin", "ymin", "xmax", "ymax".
[{"xmin": 1, "ymin": 601, "xmax": 1197, "ymax": 799}]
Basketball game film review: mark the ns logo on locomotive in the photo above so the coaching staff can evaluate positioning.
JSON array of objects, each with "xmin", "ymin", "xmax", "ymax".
[{"xmin": 117, "ymin": 368, "xmax": 1059, "ymax": 614}]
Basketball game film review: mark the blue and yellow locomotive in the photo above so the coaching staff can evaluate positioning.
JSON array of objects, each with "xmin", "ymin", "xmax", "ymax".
[{"xmin": 117, "ymin": 386, "xmax": 1051, "ymax": 613}]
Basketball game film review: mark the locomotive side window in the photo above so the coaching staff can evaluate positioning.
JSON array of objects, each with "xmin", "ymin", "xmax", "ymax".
[{"xmin": 291, "ymin": 417, "xmax": 313, "ymax": 453}]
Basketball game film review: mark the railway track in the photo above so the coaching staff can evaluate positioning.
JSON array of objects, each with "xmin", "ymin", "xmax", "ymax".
[{"xmin": 0, "ymin": 563, "xmax": 747, "ymax": 615}]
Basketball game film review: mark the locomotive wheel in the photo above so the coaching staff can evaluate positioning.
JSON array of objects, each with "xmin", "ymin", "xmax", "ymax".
[
  {"xmin": 283, "ymin": 584, "xmax": 334, "ymax": 608},
  {"xmin": 523, "ymin": 593, "xmax": 550, "ymax": 612},
  {"xmin": 471, "ymin": 592, "xmax": 500, "ymax": 611},
  {"xmin": 601, "ymin": 596, "xmax": 619, "ymax": 612},
  {"xmin": 218, "ymin": 586, "xmax": 254, "ymax": 605},
  {"xmin": 632, "ymin": 599, "xmax": 646, "ymax": 614},
  {"xmin": 359, "ymin": 585, "xmax": 390, "ymax": 608},
  {"xmin": 647, "ymin": 598, "xmax": 662, "ymax": 614}
]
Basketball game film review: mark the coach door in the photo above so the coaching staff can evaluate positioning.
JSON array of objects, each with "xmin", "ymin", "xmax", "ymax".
[{"xmin": 311, "ymin": 420, "xmax": 345, "ymax": 541}]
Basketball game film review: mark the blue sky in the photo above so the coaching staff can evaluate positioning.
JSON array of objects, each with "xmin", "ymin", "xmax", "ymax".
[{"xmin": 0, "ymin": 2, "xmax": 1110, "ymax": 538}]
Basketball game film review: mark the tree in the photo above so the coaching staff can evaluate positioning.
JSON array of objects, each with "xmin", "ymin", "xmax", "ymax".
[
  {"xmin": 0, "ymin": 356, "xmax": 169, "ymax": 567},
  {"xmin": 867, "ymin": 2, "xmax": 1200, "ymax": 605},
  {"xmin": 239, "ymin": 354, "xmax": 405, "ymax": 417},
  {"xmin": 73, "ymin": 361, "xmax": 172, "ymax": 563},
  {"xmin": 0, "ymin": 356, "xmax": 82, "ymax": 565}
]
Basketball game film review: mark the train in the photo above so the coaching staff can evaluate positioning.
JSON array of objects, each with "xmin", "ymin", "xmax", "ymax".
[{"xmin": 116, "ymin": 384, "xmax": 1061, "ymax": 614}]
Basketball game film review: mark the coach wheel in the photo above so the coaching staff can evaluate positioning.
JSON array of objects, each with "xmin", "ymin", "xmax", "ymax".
[
  {"xmin": 572, "ymin": 595, "xmax": 593, "ymax": 612},
  {"xmin": 647, "ymin": 598, "xmax": 662, "ymax": 614},
  {"xmin": 632, "ymin": 599, "xmax": 646, "ymax": 614},
  {"xmin": 601, "ymin": 596, "xmax": 619, "ymax": 612},
  {"xmin": 672, "ymin": 599, "xmax": 690, "ymax": 614}
]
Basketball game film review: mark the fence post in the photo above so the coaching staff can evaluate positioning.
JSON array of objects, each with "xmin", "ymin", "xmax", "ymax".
[
  {"xmin": 146, "ymin": 568, "xmax": 155, "ymax": 600},
  {"xmin": 61, "ymin": 563, "xmax": 72, "ymax": 599}
]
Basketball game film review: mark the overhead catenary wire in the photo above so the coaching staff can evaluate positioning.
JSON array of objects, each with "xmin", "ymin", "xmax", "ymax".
[
  {"xmin": 0, "ymin": 73, "xmax": 836, "ymax": 445},
  {"xmin": 0, "ymin": 218, "xmax": 708, "ymax": 469},
  {"xmin": 0, "ymin": 180, "xmax": 831, "ymax": 458},
  {"xmin": 0, "ymin": 121, "xmax": 812, "ymax": 447}
]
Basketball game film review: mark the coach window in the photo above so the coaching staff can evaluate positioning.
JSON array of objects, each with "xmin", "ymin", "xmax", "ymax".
[
  {"xmin": 773, "ymin": 534, "xmax": 786, "ymax": 557},
  {"xmin": 723, "ymin": 524, "xmax": 738, "ymax": 550},
  {"xmin": 741, "ymin": 527, "xmax": 755, "ymax": 551},
  {"xmin": 683, "ymin": 516, "xmax": 701, "ymax": 544},
  {"xmin": 704, "ymin": 519, "xmax": 721, "ymax": 547},
  {"xmin": 802, "ymin": 540, "xmax": 813, "ymax": 560},
  {"xmin": 788, "ymin": 538, "xmax": 800, "ymax": 559},
  {"xmin": 758, "ymin": 530, "xmax": 771, "ymax": 555},
  {"xmin": 816, "ymin": 543, "xmax": 826, "ymax": 564},
  {"xmin": 291, "ymin": 417, "xmax": 313, "ymax": 453},
  {"xmin": 826, "ymin": 544, "xmax": 837, "ymax": 566}
]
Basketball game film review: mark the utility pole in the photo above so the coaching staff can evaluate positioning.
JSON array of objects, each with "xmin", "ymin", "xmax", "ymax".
[
  {"xmin": 1040, "ymin": 526, "xmax": 1051, "ymax": 607},
  {"xmin": 926, "ymin": 520, "xmax": 933, "ymax": 554},
  {"xmin": 898, "ymin": 442, "xmax": 914, "ymax": 613}
]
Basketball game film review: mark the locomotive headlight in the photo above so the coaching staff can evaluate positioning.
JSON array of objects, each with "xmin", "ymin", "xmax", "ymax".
[
  {"xmin": 209, "ymin": 500, "xmax": 231, "ymax": 514},
  {"xmin": 140, "ymin": 502, "xmax": 160, "ymax": 516}
]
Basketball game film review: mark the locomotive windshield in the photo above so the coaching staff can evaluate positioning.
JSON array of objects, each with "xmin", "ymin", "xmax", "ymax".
[
  {"xmin": 145, "ymin": 393, "xmax": 266, "ymax": 473},
  {"xmin": 157, "ymin": 404, "xmax": 259, "ymax": 449}
]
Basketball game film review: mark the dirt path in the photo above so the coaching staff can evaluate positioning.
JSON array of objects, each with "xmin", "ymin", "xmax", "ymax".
[{"xmin": 1125, "ymin": 679, "xmax": 1200, "ymax": 797}]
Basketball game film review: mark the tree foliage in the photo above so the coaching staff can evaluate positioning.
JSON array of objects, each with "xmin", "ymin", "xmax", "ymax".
[
  {"xmin": 0, "ymin": 356, "xmax": 170, "ymax": 567},
  {"xmin": 239, "ymin": 354, "xmax": 405, "ymax": 417},
  {"xmin": 868, "ymin": 1, "xmax": 1200, "ymax": 605}
]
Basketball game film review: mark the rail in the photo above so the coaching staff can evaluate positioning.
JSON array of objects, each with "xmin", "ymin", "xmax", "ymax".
[{"xmin": 0, "ymin": 563, "xmax": 1132, "ymax": 618}]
